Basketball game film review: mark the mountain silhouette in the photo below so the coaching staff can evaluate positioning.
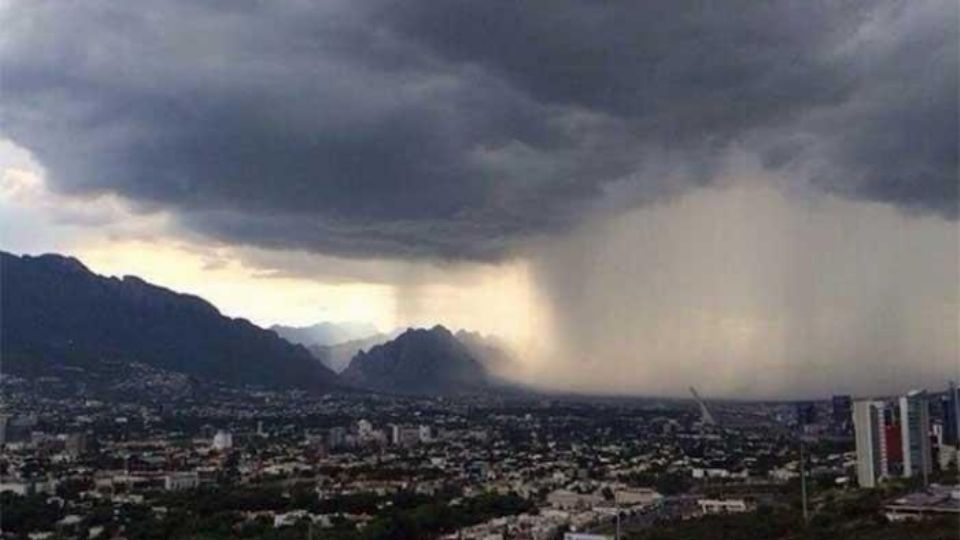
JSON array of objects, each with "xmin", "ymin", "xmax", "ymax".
[
  {"xmin": 341, "ymin": 325, "xmax": 490, "ymax": 395},
  {"xmin": 0, "ymin": 251, "xmax": 339, "ymax": 391}
]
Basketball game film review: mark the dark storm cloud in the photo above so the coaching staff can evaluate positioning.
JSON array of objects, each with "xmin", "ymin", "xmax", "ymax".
[
  {"xmin": 1, "ymin": 0, "xmax": 956, "ymax": 259},
  {"xmin": 756, "ymin": 0, "xmax": 959, "ymax": 217},
  {"xmin": 385, "ymin": 1, "xmax": 858, "ymax": 130}
]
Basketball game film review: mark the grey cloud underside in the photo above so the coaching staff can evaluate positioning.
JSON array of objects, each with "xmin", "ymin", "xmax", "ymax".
[{"xmin": 1, "ymin": 0, "xmax": 956, "ymax": 259}]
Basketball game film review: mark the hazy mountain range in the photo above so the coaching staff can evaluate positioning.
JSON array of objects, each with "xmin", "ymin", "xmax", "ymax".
[
  {"xmin": 270, "ymin": 320, "xmax": 402, "ymax": 374},
  {"xmin": 1, "ymin": 251, "xmax": 519, "ymax": 396},
  {"xmin": 270, "ymin": 321, "xmax": 380, "ymax": 348},
  {"xmin": 309, "ymin": 332, "xmax": 401, "ymax": 373},
  {"xmin": 271, "ymin": 320, "xmax": 409, "ymax": 374}
]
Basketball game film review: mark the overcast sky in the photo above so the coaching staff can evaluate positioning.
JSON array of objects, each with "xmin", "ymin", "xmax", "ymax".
[{"xmin": 1, "ymin": 0, "xmax": 956, "ymax": 398}]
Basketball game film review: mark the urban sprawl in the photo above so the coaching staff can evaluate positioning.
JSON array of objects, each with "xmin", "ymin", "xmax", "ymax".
[{"xmin": 1, "ymin": 367, "xmax": 957, "ymax": 539}]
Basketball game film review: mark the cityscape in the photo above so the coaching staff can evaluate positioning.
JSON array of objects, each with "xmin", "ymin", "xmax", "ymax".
[
  {"xmin": 0, "ymin": 306, "xmax": 958, "ymax": 539},
  {"xmin": 1, "ymin": 0, "xmax": 958, "ymax": 539}
]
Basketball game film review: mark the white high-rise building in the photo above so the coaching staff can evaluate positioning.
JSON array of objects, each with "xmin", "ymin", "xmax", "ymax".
[
  {"xmin": 853, "ymin": 399, "xmax": 888, "ymax": 488},
  {"xmin": 212, "ymin": 430, "xmax": 233, "ymax": 451},
  {"xmin": 357, "ymin": 419, "xmax": 373, "ymax": 439},
  {"xmin": 389, "ymin": 424, "xmax": 401, "ymax": 445},
  {"xmin": 899, "ymin": 390, "xmax": 932, "ymax": 482}
]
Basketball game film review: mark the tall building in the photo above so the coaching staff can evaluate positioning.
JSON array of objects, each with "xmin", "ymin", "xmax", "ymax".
[
  {"xmin": 0, "ymin": 414, "xmax": 8, "ymax": 445},
  {"xmin": 883, "ymin": 420, "xmax": 903, "ymax": 475},
  {"xmin": 853, "ymin": 399, "xmax": 888, "ymax": 488},
  {"xmin": 357, "ymin": 419, "xmax": 373, "ymax": 439},
  {"xmin": 390, "ymin": 425, "xmax": 421, "ymax": 446},
  {"xmin": 938, "ymin": 382, "xmax": 960, "ymax": 470},
  {"xmin": 943, "ymin": 382, "xmax": 959, "ymax": 447},
  {"xmin": 212, "ymin": 430, "xmax": 233, "ymax": 451},
  {"xmin": 795, "ymin": 401, "xmax": 817, "ymax": 428},
  {"xmin": 65, "ymin": 432, "xmax": 90, "ymax": 457},
  {"xmin": 832, "ymin": 395, "xmax": 852, "ymax": 433},
  {"xmin": 327, "ymin": 426, "xmax": 346, "ymax": 449},
  {"xmin": 899, "ymin": 390, "xmax": 932, "ymax": 482}
]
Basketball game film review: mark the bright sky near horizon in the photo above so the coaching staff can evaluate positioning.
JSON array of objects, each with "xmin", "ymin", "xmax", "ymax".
[{"xmin": 0, "ymin": 138, "xmax": 542, "ymax": 345}]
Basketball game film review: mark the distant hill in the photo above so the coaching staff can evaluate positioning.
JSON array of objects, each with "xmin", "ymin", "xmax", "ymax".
[
  {"xmin": 0, "ymin": 251, "xmax": 339, "ymax": 391},
  {"xmin": 270, "ymin": 321, "xmax": 379, "ymax": 347},
  {"xmin": 309, "ymin": 331, "xmax": 401, "ymax": 373},
  {"xmin": 341, "ymin": 325, "xmax": 491, "ymax": 395}
]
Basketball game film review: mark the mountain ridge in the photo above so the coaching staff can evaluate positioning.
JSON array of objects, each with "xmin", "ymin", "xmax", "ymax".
[
  {"xmin": 341, "ymin": 325, "xmax": 492, "ymax": 396},
  {"xmin": 0, "ymin": 251, "xmax": 340, "ymax": 391}
]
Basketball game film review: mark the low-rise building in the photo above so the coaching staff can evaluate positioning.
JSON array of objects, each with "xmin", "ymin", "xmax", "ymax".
[
  {"xmin": 885, "ymin": 485, "xmax": 960, "ymax": 521},
  {"xmin": 164, "ymin": 471, "xmax": 199, "ymax": 491},
  {"xmin": 614, "ymin": 487, "xmax": 661, "ymax": 507},
  {"xmin": 547, "ymin": 489, "xmax": 604, "ymax": 510},
  {"xmin": 697, "ymin": 498, "xmax": 750, "ymax": 514}
]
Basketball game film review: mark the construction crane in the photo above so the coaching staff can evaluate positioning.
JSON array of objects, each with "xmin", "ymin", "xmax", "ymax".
[{"xmin": 689, "ymin": 386, "xmax": 717, "ymax": 426}]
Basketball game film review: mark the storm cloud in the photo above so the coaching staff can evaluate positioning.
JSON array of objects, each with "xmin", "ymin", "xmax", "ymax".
[{"xmin": 1, "ymin": 0, "xmax": 956, "ymax": 260}]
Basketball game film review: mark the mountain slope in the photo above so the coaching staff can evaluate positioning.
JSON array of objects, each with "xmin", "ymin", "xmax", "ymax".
[
  {"xmin": 0, "ymin": 251, "xmax": 339, "ymax": 390},
  {"xmin": 341, "ymin": 326, "xmax": 489, "ymax": 395},
  {"xmin": 270, "ymin": 321, "xmax": 379, "ymax": 347},
  {"xmin": 455, "ymin": 330, "xmax": 515, "ymax": 375}
]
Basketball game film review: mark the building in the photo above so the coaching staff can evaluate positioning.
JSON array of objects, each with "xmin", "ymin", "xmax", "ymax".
[
  {"xmin": 304, "ymin": 434, "xmax": 327, "ymax": 460},
  {"xmin": 0, "ymin": 479, "xmax": 58, "ymax": 496},
  {"xmin": 899, "ymin": 390, "xmax": 932, "ymax": 482},
  {"xmin": 697, "ymin": 499, "xmax": 749, "ymax": 514},
  {"xmin": 212, "ymin": 430, "xmax": 233, "ymax": 451},
  {"xmin": 939, "ymin": 383, "xmax": 960, "ymax": 469},
  {"xmin": 795, "ymin": 402, "xmax": 817, "ymax": 428},
  {"xmin": 884, "ymin": 485, "xmax": 960, "ymax": 521},
  {"xmin": 0, "ymin": 414, "xmax": 8, "ymax": 445},
  {"xmin": 327, "ymin": 426, "xmax": 346, "ymax": 449},
  {"xmin": 390, "ymin": 425, "xmax": 421, "ymax": 447},
  {"xmin": 942, "ymin": 382, "xmax": 959, "ymax": 447},
  {"xmin": 357, "ymin": 419, "xmax": 373, "ymax": 439},
  {"xmin": 853, "ymin": 399, "xmax": 889, "ymax": 488},
  {"xmin": 832, "ymin": 395, "xmax": 852, "ymax": 433},
  {"xmin": 546, "ymin": 489, "xmax": 603, "ymax": 510},
  {"xmin": 883, "ymin": 420, "xmax": 903, "ymax": 475},
  {"xmin": 274, "ymin": 510, "xmax": 310, "ymax": 528},
  {"xmin": 467, "ymin": 461, "xmax": 492, "ymax": 481},
  {"xmin": 6, "ymin": 413, "xmax": 37, "ymax": 443},
  {"xmin": 65, "ymin": 432, "xmax": 90, "ymax": 458},
  {"xmin": 164, "ymin": 472, "xmax": 199, "ymax": 491},
  {"xmin": 614, "ymin": 488, "xmax": 662, "ymax": 507}
]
